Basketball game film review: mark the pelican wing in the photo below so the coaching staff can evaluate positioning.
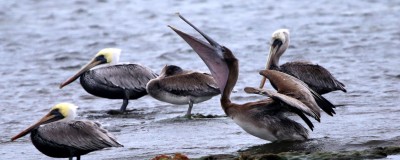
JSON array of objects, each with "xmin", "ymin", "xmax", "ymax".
[
  {"xmin": 38, "ymin": 120, "xmax": 123, "ymax": 151},
  {"xmin": 281, "ymin": 62, "xmax": 346, "ymax": 94},
  {"xmin": 295, "ymin": 110, "xmax": 315, "ymax": 131},
  {"xmin": 260, "ymin": 69, "xmax": 336, "ymax": 116},
  {"xmin": 259, "ymin": 70, "xmax": 323, "ymax": 117},
  {"xmin": 158, "ymin": 72, "xmax": 220, "ymax": 97},
  {"xmin": 88, "ymin": 64, "xmax": 157, "ymax": 91},
  {"xmin": 309, "ymin": 88, "xmax": 337, "ymax": 116},
  {"xmin": 272, "ymin": 70, "xmax": 337, "ymax": 116},
  {"xmin": 244, "ymin": 87, "xmax": 320, "ymax": 122}
]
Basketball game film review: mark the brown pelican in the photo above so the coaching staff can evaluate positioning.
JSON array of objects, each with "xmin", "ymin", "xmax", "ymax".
[
  {"xmin": 146, "ymin": 64, "xmax": 220, "ymax": 118},
  {"xmin": 59, "ymin": 48, "xmax": 157, "ymax": 114},
  {"xmin": 11, "ymin": 103, "xmax": 123, "ymax": 160},
  {"xmin": 259, "ymin": 29, "xmax": 346, "ymax": 95},
  {"xmin": 169, "ymin": 14, "xmax": 336, "ymax": 141}
]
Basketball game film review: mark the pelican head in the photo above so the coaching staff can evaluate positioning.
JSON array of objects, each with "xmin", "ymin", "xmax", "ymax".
[
  {"xmin": 11, "ymin": 103, "xmax": 79, "ymax": 141},
  {"xmin": 50, "ymin": 103, "xmax": 78, "ymax": 121},
  {"xmin": 169, "ymin": 13, "xmax": 235, "ymax": 95},
  {"xmin": 95, "ymin": 48, "xmax": 121, "ymax": 65},
  {"xmin": 159, "ymin": 65, "xmax": 184, "ymax": 77},
  {"xmin": 59, "ymin": 48, "xmax": 122, "ymax": 89},
  {"xmin": 259, "ymin": 29, "xmax": 290, "ymax": 88},
  {"xmin": 267, "ymin": 29, "xmax": 290, "ymax": 69}
]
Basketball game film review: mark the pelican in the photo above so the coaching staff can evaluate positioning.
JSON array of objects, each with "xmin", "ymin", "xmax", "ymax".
[
  {"xmin": 259, "ymin": 29, "xmax": 346, "ymax": 95},
  {"xmin": 146, "ymin": 64, "xmax": 220, "ymax": 118},
  {"xmin": 11, "ymin": 103, "xmax": 123, "ymax": 160},
  {"xmin": 59, "ymin": 48, "xmax": 157, "ymax": 114},
  {"xmin": 169, "ymin": 14, "xmax": 336, "ymax": 141}
]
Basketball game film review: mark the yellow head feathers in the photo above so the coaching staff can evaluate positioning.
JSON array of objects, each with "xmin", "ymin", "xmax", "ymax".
[
  {"xmin": 95, "ymin": 48, "xmax": 122, "ymax": 64},
  {"xmin": 51, "ymin": 103, "xmax": 78, "ymax": 121}
]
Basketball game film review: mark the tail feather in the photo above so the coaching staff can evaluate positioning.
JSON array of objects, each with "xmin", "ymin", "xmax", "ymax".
[{"xmin": 310, "ymin": 89, "xmax": 336, "ymax": 116}]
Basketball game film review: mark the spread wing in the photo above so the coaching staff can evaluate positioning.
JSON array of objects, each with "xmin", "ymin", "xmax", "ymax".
[
  {"xmin": 87, "ymin": 64, "xmax": 157, "ymax": 92},
  {"xmin": 260, "ymin": 69, "xmax": 336, "ymax": 117},
  {"xmin": 38, "ymin": 120, "xmax": 123, "ymax": 151},
  {"xmin": 242, "ymin": 93, "xmax": 315, "ymax": 131},
  {"xmin": 277, "ymin": 71, "xmax": 337, "ymax": 117},
  {"xmin": 244, "ymin": 87, "xmax": 320, "ymax": 122},
  {"xmin": 281, "ymin": 62, "xmax": 346, "ymax": 94},
  {"xmin": 157, "ymin": 72, "xmax": 220, "ymax": 97}
]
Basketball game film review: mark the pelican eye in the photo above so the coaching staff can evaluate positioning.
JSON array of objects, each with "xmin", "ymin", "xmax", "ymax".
[
  {"xmin": 221, "ymin": 46, "xmax": 228, "ymax": 53},
  {"xmin": 95, "ymin": 55, "xmax": 107, "ymax": 64},
  {"xmin": 50, "ymin": 108, "xmax": 65, "ymax": 119}
]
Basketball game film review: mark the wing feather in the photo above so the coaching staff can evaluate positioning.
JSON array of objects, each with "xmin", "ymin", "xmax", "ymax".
[
  {"xmin": 281, "ymin": 62, "xmax": 346, "ymax": 94},
  {"xmin": 89, "ymin": 64, "xmax": 157, "ymax": 92},
  {"xmin": 260, "ymin": 70, "xmax": 336, "ymax": 117},
  {"xmin": 38, "ymin": 120, "xmax": 123, "ymax": 151},
  {"xmin": 244, "ymin": 87, "xmax": 320, "ymax": 122},
  {"xmin": 157, "ymin": 72, "xmax": 220, "ymax": 97}
]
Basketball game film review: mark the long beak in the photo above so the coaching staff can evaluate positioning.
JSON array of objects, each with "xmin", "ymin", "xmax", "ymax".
[
  {"xmin": 11, "ymin": 113, "xmax": 58, "ymax": 141},
  {"xmin": 176, "ymin": 13, "xmax": 223, "ymax": 51},
  {"xmin": 169, "ymin": 13, "xmax": 229, "ymax": 93},
  {"xmin": 259, "ymin": 43, "xmax": 280, "ymax": 88},
  {"xmin": 59, "ymin": 59, "xmax": 102, "ymax": 89}
]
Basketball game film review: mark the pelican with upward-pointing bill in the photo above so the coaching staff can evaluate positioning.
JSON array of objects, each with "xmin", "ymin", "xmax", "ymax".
[{"xmin": 168, "ymin": 14, "xmax": 336, "ymax": 141}]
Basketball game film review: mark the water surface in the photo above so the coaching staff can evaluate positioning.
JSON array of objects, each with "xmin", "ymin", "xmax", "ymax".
[{"xmin": 0, "ymin": 0, "xmax": 399, "ymax": 159}]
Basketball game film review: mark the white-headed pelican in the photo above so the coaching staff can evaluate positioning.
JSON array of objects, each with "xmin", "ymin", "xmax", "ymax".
[{"xmin": 260, "ymin": 29, "xmax": 346, "ymax": 95}]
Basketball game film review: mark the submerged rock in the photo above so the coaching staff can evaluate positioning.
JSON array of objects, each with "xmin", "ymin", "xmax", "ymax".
[
  {"xmin": 195, "ymin": 138, "xmax": 400, "ymax": 160},
  {"xmin": 152, "ymin": 153, "xmax": 190, "ymax": 160}
]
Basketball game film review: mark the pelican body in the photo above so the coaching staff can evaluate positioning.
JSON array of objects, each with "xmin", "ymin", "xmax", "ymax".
[
  {"xmin": 11, "ymin": 103, "xmax": 123, "ymax": 160},
  {"xmin": 169, "ymin": 14, "xmax": 336, "ymax": 141},
  {"xmin": 260, "ymin": 29, "xmax": 346, "ymax": 95},
  {"xmin": 146, "ymin": 65, "xmax": 220, "ymax": 117},
  {"xmin": 60, "ymin": 48, "xmax": 157, "ymax": 114}
]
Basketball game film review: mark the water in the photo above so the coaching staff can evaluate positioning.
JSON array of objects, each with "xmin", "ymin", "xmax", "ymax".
[{"xmin": 0, "ymin": 0, "xmax": 399, "ymax": 159}]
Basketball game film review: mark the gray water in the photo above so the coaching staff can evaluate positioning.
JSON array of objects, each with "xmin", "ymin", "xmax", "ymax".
[{"xmin": 0, "ymin": 0, "xmax": 399, "ymax": 159}]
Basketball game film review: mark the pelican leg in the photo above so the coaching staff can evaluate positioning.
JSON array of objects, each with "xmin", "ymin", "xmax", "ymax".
[
  {"xmin": 77, "ymin": 155, "xmax": 81, "ymax": 160},
  {"xmin": 69, "ymin": 157, "xmax": 72, "ymax": 160},
  {"xmin": 119, "ymin": 98, "xmax": 129, "ymax": 112},
  {"xmin": 185, "ymin": 99, "xmax": 194, "ymax": 119},
  {"xmin": 107, "ymin": 91, "xmax": 130, "ymax": 115}
]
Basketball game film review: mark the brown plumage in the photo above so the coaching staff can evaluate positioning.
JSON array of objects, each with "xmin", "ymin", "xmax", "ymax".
[
  {"xmin": 259, "ymin": 69, "xmax": 336, "ymax": 116},
  {"xmin": 146, "ymin": 65, "xmax": 220, "ymax": 118},
  {"xmin": 168, "ymin": 14, "xmax": 335, "ymax": 141}
]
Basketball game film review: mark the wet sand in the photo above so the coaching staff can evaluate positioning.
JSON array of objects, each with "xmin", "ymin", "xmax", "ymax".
[{"xmin": 0, "ymin": 0, "xmax": 399, "ymax": 159}]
